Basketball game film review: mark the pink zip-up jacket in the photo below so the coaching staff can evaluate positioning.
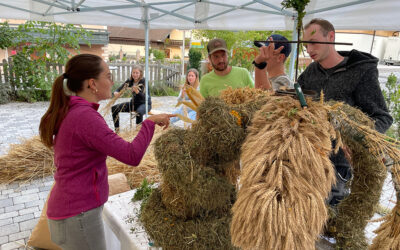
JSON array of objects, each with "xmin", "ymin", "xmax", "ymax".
[{"xmin": 47, "ymin": 96, "xmax": 155, "ymax": 219}]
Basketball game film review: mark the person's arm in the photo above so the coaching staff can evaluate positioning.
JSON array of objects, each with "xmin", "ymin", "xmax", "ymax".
[
  {"xmin": 113, "ymin": 80, "xmax": 129, "ymax": 97},
  {"xmin": 254, "ymin": 44, "xmax": 284, "ymax": 90},
  {"xmin": 254, "ymin": 64, "xmax": 270, "ymax": 90},
  {"xmin": 79, "ymin": 110, "xmax": 155, "ymax": 166},
  {"xmin": 354, "ymin": 66, "xmax": 393, "ymax": 133},
  {"xmin": 79, "ymin": 111, "xmax": 174, "ymax": 166}
]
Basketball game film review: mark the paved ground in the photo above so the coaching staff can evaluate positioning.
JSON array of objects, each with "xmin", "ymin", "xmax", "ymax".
[{"xmin": 0, "ymin": 65, "xmax": 399, "ymax": 249}]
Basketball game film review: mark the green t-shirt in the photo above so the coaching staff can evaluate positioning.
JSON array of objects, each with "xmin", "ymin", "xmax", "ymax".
[{"xmin": 200, "ymin": 66, "xmax": 254, "ymax": 98}]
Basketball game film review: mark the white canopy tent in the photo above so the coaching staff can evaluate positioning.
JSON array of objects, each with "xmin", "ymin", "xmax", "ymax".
[{"xmin": 1, "ymin": 0, "xmax": 399, "ymax": 114}]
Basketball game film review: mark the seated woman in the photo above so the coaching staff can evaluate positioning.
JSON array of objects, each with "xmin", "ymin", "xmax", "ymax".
[
  {"xmin": 170, "ymin": 68, "xmax": 199, "ymax": 124},
  {"xmin": 111, "ymin": 65, "xmax": 151, "ymax": 131}
]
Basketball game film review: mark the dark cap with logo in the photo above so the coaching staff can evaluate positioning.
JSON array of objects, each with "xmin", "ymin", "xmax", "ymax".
[
  {"xmin": 207, "ymin": 38, "xmax": 229, "ymax": 56},
  {"xmin": 265, "ymin": 34, "xmax": 292, "ymax": 58}
]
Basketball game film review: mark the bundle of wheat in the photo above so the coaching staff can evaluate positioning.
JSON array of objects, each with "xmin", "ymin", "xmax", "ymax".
[
  {"xmin": 0, "ymin": 125, "xmax": 162, "ymax": 189},
  {"xmin": 99, "ymin": 84, "xmax": 129, "ymax": 117},
  {"xmin": 220, "ymin": 86, "xmax": 270, "ymax": 105},
  {"xmin": 0, "ymin": 136, "xmax": 54, "ymax": 184},
  {"xmin": 231, "ymin": 96, "xmax": 337, "ymax": 250}
]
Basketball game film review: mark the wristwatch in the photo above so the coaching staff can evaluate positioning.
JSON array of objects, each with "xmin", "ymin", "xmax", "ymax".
[{"xmin": 252, "ymin": 60, "xmax": 267, "ymax": 70}]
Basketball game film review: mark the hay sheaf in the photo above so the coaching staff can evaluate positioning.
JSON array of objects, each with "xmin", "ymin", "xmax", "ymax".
[
  {"xmin": 140, "ymin": 188, "xmax": 237, "ymax": 250},
  {"xmin": 0, "ymin": 136, "xmax": 54, "ymax": 184},
  {"xmin": 327, "ymin": 102, "xmax": 388, "ymax": 249},
  {"xmin": 0, "ymin": 126, "xmax": 161, "ymax": 188},
  {"xmin": 154, "ymin": 128, "xmax": 236, "ymax": 218},
  {"xmin": 160, "ymin": 176, "xmax": 235, "ymax": 219},
  {"xmin": 189, "ymin": 97, "xmax": 245, "ymax": 167},
  {"xmin": 220, "ymin": 86, "xmax": 270, "ymax": 105},
  {"xmin": 231, "ymin": 96, "xmax": 336, "ymax": 250}
]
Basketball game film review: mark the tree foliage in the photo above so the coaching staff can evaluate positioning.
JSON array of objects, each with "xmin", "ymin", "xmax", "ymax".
[
  {"xmin": 0, "ymin": 21, "xmax": 92, "ymax": 102},
  {"xmin": 382, "ymin": 73, "xmax": 400, "ymax": 139},
  {"xmin": 193, "ymin": 30, "xmax": 292, "ymax": 72},
  {"xmin": 188, "ymin": 48, "xmax": 202, "ymax": 75}
]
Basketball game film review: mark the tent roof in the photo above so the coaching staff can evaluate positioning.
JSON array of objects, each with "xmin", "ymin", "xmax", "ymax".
[{"xmin": 0, "ymin": 0, "xmax": 399, "ymax": 31}]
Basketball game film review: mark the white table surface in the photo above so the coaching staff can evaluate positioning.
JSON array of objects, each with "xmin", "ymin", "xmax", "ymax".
[{"xmin": 102, "ymin": 190, "xmax": 160, "ymax": 250}]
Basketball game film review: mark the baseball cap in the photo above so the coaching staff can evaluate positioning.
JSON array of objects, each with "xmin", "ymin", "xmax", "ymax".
[
  {"xmin": 265, "ymin": 34, "xmax": 292, "ymax": 58},
  {"xmin": 207, "ymin": 38, "xmax": 229, "ymax": 55}
]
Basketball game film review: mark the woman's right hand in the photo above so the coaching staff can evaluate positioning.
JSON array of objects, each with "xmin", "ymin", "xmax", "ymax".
[
  {"xmin": 113, "ymin": 92, "xmax": 120, "ymax": 98},
  {"xmin": 147, "ymin": 114, "xmax": 177, "ymax": 130}
]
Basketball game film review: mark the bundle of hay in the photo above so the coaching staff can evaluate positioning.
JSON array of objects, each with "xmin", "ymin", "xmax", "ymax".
[
  {"xmin": 154, "ymin": 128, "xmax": 235, "ymax": 219},
  {"xmin": 189, "ymin": 97, "xmax": 246, "ymax": 167},
  {"xmin": 0, "ymin": 126, "xmax": 162, "ymax": 189},
  {"xmin": 140, "ymin": 189, "xmax": 235, "ymax": 249},
  {"xmin": 0, "ymin": 136, "xmax": 54, "ymax": 184},
  {"xmin": 220, "ymin": 86, "xmax": 269, "ymax": 105},
  {"xmin": 231, "ymin": 96, "xmax": 337, "ymax": 250},
  {"xmin": 327, "ymin": 102, "xmax": 400, "ymax": 250},
  {"xmin": 325, "ymin": 102, "xmax": 387, "ymax": 249},
  {"xmin": 141, "ymin": 92, "xmax": 268, "ymax": 249}
]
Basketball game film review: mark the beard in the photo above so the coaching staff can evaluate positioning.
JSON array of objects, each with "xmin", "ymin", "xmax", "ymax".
[{"xmin": 211, "ymin": 61, "xmax": 228, "ymax": 72}]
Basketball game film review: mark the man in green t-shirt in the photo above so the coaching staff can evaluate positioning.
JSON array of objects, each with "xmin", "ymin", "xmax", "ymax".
[{"xmin": 200, "ymin": 38, "xmax": 254, "ymax": 98}]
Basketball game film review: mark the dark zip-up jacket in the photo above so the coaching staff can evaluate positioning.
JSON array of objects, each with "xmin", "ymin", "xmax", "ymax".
[
  {"xmin": 298, "ymin": 49, "xmax": 393, "ymax": 133},
  {"xmin": 115, "ymin": 78, "xmax": 151, "ymax": 106}
]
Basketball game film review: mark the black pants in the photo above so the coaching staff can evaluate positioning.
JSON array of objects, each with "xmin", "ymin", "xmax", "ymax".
[
  {"xmin": 328, "ymin": 141, "xmax": 352, "ymax": 207},
  {"xmin": 111, "ymin": 102, "xmax": 151, "ymax": 129}
]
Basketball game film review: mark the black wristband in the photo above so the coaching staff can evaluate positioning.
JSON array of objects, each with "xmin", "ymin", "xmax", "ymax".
[{"xmin": 252, "ymin": 60, "xmax": 267, "ymax": 70}]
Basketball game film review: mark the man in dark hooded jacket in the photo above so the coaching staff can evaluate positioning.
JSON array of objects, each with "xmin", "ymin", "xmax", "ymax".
[{"xmin": 298, "ymin": 18, "xmax": 393, "ymax": 206}]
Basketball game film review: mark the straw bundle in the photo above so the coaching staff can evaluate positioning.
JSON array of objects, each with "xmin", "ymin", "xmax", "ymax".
[
  {"xmin": 326, "ymin": 102, "xmax": 400, "ymax": 249},
  {"xmin": 190, "ymin": 97, "xmax": 245, "ymax": 167},
  {"xmin": 140, "ymin": 188, "xmax": 237, "ymax": 250},
  {"xmin": 99, "ymin": 84, "xmax": 129, "ymax": 117},
  {"xmin": 370, "ymin": 156, "xmax": 400, "ymax": 249},
  {"xmin": 0, "ymin": 124, "xmax": 162, "ymax": 188},
  {"xmin": 220, "ymin": 86, "xmax": 270, "ymax": 105},
  {"xmin": 154, "ymin": 128, "xmax": 235, "ymax": 217},
  {"xmin": 231, "ymin": 96, "xmax": 337, "ymax": 250},
  {"xmin": 0, "ymin": 136, "xmax": 54, "ymax": 184}
]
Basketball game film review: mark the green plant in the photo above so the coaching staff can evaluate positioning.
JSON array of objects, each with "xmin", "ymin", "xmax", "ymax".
[
  {"xmin": 188, "ymin": 48, "xmax": 202, "ymax": 74},
  {"xmin": 0, "ymin": 22, "xmax": 20, "ymax": 49},
  {"xmin": 152, "ymin": 49, "xmax": 166, "ymax": 61},
  {"xmin": 0, "ymin": 21, "xmax": 92, "ymax": 102},
  {"xmin": 193, "ymin": 30, "xmax": 292, "ymax": 72},
  {"xmin": 382, "ymin": 73, "xmax": 400, "ymax": 139},
  {"xmin": 231, "ymin": 47, "xmax": 256, "ymax": 72},
  {"xmin": 150, "ymin": 81, "xmax": 179, "ymax": 96},
  {"xmin": 132, "ymin": 178, "xmax": 154, "ymax": 202}
]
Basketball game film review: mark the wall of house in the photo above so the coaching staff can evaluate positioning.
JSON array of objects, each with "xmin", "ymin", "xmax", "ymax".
[
  {"xmin": 335, "ymin": 33, "xmax": 388, "ymax": 61},
  {"xmin": 107, "ymin": 43, "xmax": 145, "ymax": 60}
]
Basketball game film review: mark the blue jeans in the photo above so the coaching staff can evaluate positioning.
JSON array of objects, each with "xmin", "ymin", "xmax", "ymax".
[{"xmin": 48, "ymin": 205, "xmax": 106, "ymax": 250}]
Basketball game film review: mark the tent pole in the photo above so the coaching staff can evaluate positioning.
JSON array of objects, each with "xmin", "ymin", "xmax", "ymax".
[
  {"xmin": 144, "ymin": 7, "xmax": 149, "ymax": 117},
  {"xmin": 288, "ymin": 18, "xmax": 298, "ymax": 86},
  {"xmin": 181, "ymin": 30, "xmax": 185, "ymax": 78}
]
